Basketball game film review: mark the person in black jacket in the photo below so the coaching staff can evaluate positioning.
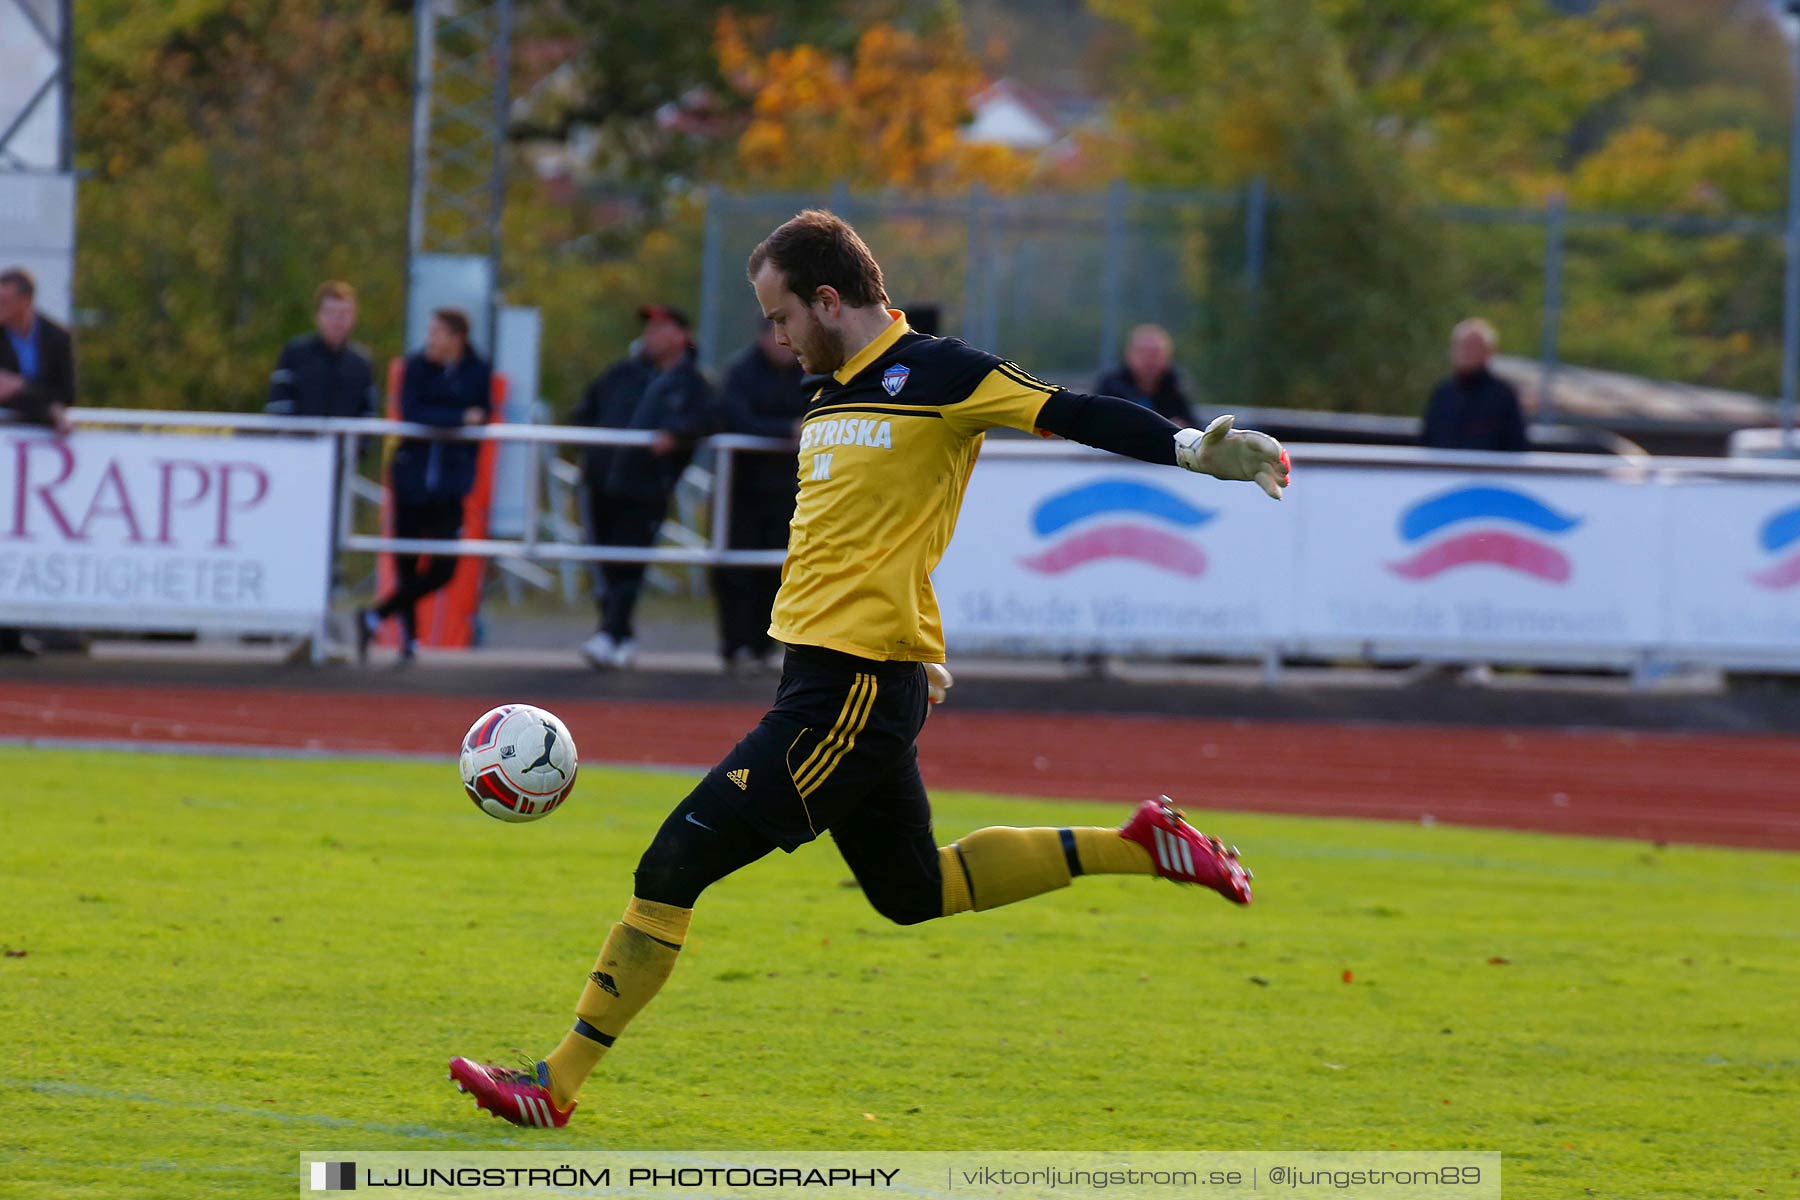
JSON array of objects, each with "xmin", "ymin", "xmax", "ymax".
[
  {"xmin": 568, "ymin": 349, "xmax": 654, "ymax": 510},
  {"xmin": 1422, "ymin": 318, "xmax": 1528, "ymax": 452},
  {"xmin": 577, "ymin": 305, "xmax": 713, "ymax": 670},
  {"xmin": 358, "ymin": 308, "xmax": 493, "ymax": 662},
  {"xmin": 0, "ymin": 266, "xmax": 75, "ymax": 656},
  {"xmin": 710, "ymin": 320, "xmax": 805, "ymax": 671},
  {"xmin": 0, "ymin": 267, "xmax": 74, "ymax": 436},
  {"xmin": 568, "ymin": 340, "xmax": 654, "ymax": 647},
  {"xmin": 265, "ymin": 280, "xmax": 377, "ymax": 418},
  {"xmin": 1093, "ymin": 323, "xmax": 1196, "ymax": 427}
]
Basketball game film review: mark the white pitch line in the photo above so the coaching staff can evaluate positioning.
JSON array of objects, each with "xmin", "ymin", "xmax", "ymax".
[
  {"xmin": 13, "ymin": 1079, "xmax": 530, "ymax": 1145},
  {"xmin": 0, "ymin": 734, "xmax": 450, "ymax": 762},
  {"xmin": 0, "ymin": 735, "xmax": 715, "ymax": 777},
  {"xmin": 0, "ymin": 1157, "xmax": 263, "ymax": 1175}
]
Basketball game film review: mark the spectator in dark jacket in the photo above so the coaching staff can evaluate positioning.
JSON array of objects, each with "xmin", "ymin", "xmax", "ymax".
[
  {"xmin": 568, "ymin": 341, "xmax": 653, "ymax": 665},
  {"xmin": 569, "ymin": 351, "xmax": 655, "ymax": 496},
  {"xmin": 1094, "ymin": 323, "xmax": 1196, "ymax": 427},
  {"xmin": 1422, "ymin": 318, "xmax": 1528, "ymax": 452},
  {"xmin": 0, "ymin": 266, "xmax": 74, "ymax": 436},
  {"xmin": 266, "ymin": 281, "xmax": 377, "ymax": 418},
  {"xmin": 0, "ymin": 266, "xmax": 75, "ymax": 656},
  {"xmin": 577, "ymin": 305, "xmax": 713, "ymax": 670},
  {"xmin": 710, "ymin": 319, "xmax": 805, "ymax": 671},
  {"xmin": 358, "ymin": 308, "xmax": 492, "ymax": 662}
]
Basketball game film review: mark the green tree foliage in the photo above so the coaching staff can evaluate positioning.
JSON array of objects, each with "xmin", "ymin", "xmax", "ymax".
[
  {"xmin": 505, "ymin": 3, "xmax": 1027, "ymax": 409},
  {"xmin": 502, "ymin": 188, "xmax": 706, "ymax": 420},
  {"xmin": 65, "ymin": 0, "xmax": 1800, "ymax": 415},
  {"xmin": 1089, "ymin": 0, "xmax": 1629, "ymax": 408},
  {"xmin": 75, "ymin": 0, "xmax": 412, "ymax": 411},
  {"xmin": 1094, "ymin": 0, "xmax": 1634, "ymax": 198},
  {"xmin": 516, "ymin": 1, "xmax": 917, "ymax": 205},
  {"xmin": 1594, "ymin": 0, "xmax": 1791, "ymax": 147},
  {"xmin": 1546, "ymin": 0, "xmax": 1792, "ymax": 394},
  {"xmin": 1093, "ymin": 0, "xmax": 1795, "ymax": 408},
  {"xmin": 1235, "ymin": 112, "xmax": 1458, "ymax": 411}
]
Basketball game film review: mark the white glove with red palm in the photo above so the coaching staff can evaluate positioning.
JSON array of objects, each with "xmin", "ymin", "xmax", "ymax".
[
  {"xmin": 925, "ymin": 663, "xmax": 953, "ymax": 705},
  {"xmin": 1174, "ymin": 415, "xmax": 1290, "ymax": 500}
]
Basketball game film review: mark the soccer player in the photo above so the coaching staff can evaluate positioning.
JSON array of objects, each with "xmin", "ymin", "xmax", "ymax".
[{"xmin": 449, "ymin": 211, "xmax": 1290, "ymax": 1128}]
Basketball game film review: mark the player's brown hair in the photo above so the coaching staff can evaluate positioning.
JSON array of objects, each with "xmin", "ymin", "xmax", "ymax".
[
  {"xmin": 0, "ymin": 266, "xmax": 36, "ymax": 297},
  {"xmin": 431, "ymin": 307, "xmax": 472, "ymax": 343},
  {"xmin": 314, "ymin": 280, "xmax": 355, "ymax": 309},
  {"xmin": 746, "ymin": 209, "xmax": 889, "ymax": 308}
]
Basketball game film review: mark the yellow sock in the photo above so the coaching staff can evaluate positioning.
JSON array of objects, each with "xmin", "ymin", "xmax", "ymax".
[
  {"xmin": 951, "ymin": 826, "xmax": 1070, "ymax": 910},
  {"xmin": 940, "ymin": 826, "xmax": 1155, "ymax": 916},
  {"xmin": 940, "ymin": 845, "xmax": 974, "ymax": 914},
  {"xmin": 1071, "ymin": 826, "xmax": 1155, "ymax": 875},
  {"xmin": 543, "ymin": 897, "xmax": 691, "ymax": 1107}
]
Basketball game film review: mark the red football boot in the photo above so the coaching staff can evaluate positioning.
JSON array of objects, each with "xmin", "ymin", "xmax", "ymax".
[
  {"xmin": 448, "ymin": 1056, "xmax": 574, "ymax": 1128},
  {"xmin": 1119, "ymin": 796, "xmax": 1254, "ymax": 905}
]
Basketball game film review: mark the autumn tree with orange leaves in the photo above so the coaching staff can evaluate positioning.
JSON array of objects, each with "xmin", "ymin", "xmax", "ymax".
[{"xmin": 717, "ymin": 18, "xmax": 1033, "ymax": 193}]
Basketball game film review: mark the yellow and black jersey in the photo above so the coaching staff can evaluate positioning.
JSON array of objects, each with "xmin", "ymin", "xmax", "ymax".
[{"xmin": 768, "ymin": 310, "xmax": 1063, "ymax": 663}]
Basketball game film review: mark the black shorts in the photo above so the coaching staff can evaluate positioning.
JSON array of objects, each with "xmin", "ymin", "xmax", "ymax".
[{"xmin": 700, "ymin": 643, "xmax": 930, "ymax": 853}]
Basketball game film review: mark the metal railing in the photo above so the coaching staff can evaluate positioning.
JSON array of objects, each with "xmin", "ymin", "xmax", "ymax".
[
  {"xmin": 66, "ymin": 407, "xmax": 1800, "ymax": 575},
  {"xmin": 52, "ymin": 408, "xmax": 1800, "ymax": 677},
  {"xmin": 66, "ymin": 408, "xmax": 795, "ymax": 571},
  {"xmin": 699, "ymin": 185, "xmax": 1796, "ymax": 435}
]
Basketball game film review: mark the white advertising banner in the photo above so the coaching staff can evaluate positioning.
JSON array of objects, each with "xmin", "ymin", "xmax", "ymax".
[
  {"xmin": 0, "ymin": 428, "xmax": 335, "ymax": 633},
  {"xmin": 1294, "ymin": 470, "xmax": 1665, "ymax": 653},
  {"xmin": 1661, "ymin": 480, "xmax": 1800, "ymax": 657},
  {"xmin": 935, "ymin": 457, "xmax": 1293, "ymax": 652},
  {"xmin": 936, "ymin": 454, "xmax": 1794, "ymax": 664}
]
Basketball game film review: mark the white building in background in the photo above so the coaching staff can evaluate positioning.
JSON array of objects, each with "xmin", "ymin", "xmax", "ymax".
[{"xmin": 962, "ymin": 79, "xmax": 1102, "ymax": 167}]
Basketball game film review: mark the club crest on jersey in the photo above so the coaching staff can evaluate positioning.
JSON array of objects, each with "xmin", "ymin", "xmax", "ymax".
[{"xmin": 881, "ymin": 364, "xmax": 911, "ymax": 397}]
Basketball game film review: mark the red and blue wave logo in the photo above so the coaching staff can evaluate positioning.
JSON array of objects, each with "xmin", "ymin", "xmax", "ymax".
[
  {"xmin": 1018, "ymin": 478, "xmax": 1215, "ymax": 577},
  {"xmin": 1749, "ymin": 504, "xmax": 1800, "ymax": 590},
  {"xmin": 1386, "ymin": 485, "xmax": 1581, "ymax": 584}
]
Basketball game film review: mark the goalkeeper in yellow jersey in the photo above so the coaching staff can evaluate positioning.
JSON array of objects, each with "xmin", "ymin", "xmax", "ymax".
[{"xmin": 450, "ymin": 210, "xmax": 1290, "ymax": 1128}]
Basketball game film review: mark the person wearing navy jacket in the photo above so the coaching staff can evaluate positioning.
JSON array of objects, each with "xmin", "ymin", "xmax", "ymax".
[
  {"xmin": 1093, "ymin": 324, "xmax": 1197, "ymax": 428},
  {"xmin": 359, "ymin": 308, "xmax": 493, "ymax": 662},
  {"xmin": 709, "ymin": 318, "xmax": 805, "ymax": 671},
  {"xmin": 1421, "ymin": 318, "xmax": 1527, "ymax": 452},
  {"xmin": 0, "ymin": 266, "xmax": 75, "ymax": 656}
]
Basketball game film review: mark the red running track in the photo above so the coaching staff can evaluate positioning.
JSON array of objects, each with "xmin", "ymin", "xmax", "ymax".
[{"xmin": 3, "ymin": 682, "xmax": 1795, "ymax": 851}]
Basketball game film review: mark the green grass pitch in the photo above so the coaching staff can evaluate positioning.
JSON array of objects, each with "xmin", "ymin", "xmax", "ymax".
[{"xmin": 2, "ymin": 745, "xmax": 1795, "ymax": 1199}]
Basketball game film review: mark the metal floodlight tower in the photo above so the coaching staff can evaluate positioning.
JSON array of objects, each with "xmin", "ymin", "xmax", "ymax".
[
  {"xmin": 1782, "ymin": 0, "xmax": 1800, "ymax": 452},
  {"xmin": 0, "ymin": 0, "xmax": 76, "ymax": 321},
  {"xmin": 405, "ymin": 0, "xmax": 513, "ymax": 355},
  {"xmin": 0, "ymin": 0, "xmax": 71, "ymax": 171}
]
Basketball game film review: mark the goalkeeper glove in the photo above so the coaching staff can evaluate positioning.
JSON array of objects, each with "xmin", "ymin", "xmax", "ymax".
[
  {"xmin": 924, "ymin": 662, "xmax": 954, "ymax": 705},
  {"xmin": 1174, "ymin": 415, "xmax": 1290, "ymax": 500}
]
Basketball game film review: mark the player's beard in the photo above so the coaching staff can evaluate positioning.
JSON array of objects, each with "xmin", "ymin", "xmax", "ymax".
[{"xmin": 792, "ymin": 311, "xmax": 847, "ymax": 376}]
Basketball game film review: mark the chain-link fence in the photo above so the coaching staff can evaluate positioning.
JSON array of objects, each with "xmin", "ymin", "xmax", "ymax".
[
  {"xmin": 699, "ymin": 184, "xmax": 1244, "ymax": 386},
  {"xmin": 696, "ymin": 184, "xmax": 1790, "ymax": 423}
]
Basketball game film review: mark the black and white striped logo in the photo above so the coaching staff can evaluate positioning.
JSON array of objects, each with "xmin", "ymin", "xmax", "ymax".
[{"xmin": 310, "ymin": 1161, "xmax": 356, "ymax": 1191}]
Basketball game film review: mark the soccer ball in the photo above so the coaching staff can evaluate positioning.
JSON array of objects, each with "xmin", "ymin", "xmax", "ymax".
[{"xmin": 459, "ymin": 704, "xmax": 579, "ymax": 823}]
